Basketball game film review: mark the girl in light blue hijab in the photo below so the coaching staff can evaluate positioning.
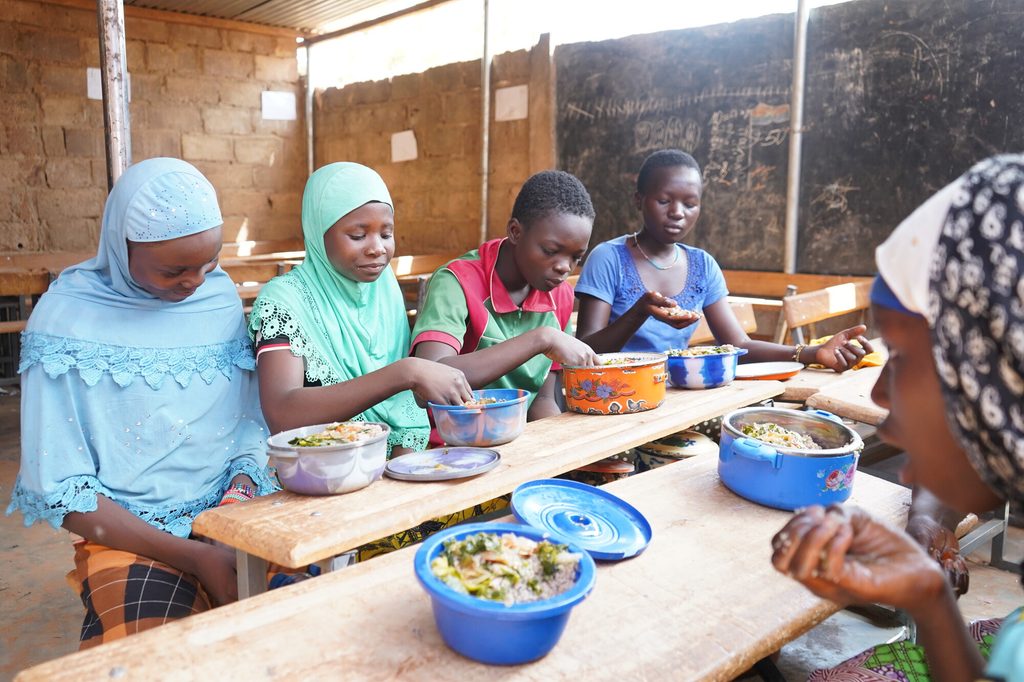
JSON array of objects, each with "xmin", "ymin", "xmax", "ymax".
[{"xmin": 7, "ymin": 158, "xmax": 274, "ymax": 649}]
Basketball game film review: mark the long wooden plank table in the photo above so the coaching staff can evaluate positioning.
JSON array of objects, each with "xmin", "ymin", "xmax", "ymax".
[
  {"xmin": 18, "ymin": 455, "xmax": 910, "ymax": 681},
  {"xmin": 805, "ymin": 364, "xmax": 887, "ymax": 425},
  {"xmin": 194, "ymin": 381, "xmax": 784, "ymax": 596}
]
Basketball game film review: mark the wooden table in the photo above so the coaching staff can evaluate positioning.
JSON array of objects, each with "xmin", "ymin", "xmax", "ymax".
[
  {"xmin": 18, "ymin": 456, "xmax": 910, "ymax": 681},
  {"xmin": 194, "ymin": 381, "xmax": 784, "ymax": 597},
  {"xmin": 805, "ymin": 365, "xmax": 887, "ymax": 425}
]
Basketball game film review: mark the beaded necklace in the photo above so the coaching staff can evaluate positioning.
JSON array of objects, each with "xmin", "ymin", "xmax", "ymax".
[{"xmin": 632, "ymin": 232, "xmax": 680, "ymax": 271}]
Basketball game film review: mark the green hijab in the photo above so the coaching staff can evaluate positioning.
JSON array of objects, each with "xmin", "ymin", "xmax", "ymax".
[{"xmin": 249, "ymin": 163, "xmax": 428, "ymax": 453}]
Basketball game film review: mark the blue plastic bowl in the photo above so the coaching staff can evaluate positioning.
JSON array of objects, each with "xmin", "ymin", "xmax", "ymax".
[
  {"xmin": 666, "ymin": 347, "xmax": 748, "ymax": 389},
  {"xmin": 428, "ymin": 389, "xmax": 529, "ymax": 446},
  {"xmin": 414, "ymin": 522, "xmax": 597, "ymax": 665}
]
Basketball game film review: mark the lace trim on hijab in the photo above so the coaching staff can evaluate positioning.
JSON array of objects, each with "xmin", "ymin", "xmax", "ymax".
[
  {"xmin": 7, "ymin": 462, "xmax": 277, "ymax": 537},
  {"xmin": 248, "ymin": 278, "xmax": 342, "ymax": 386},
  {"xmin": 19, "ymin": 332, "xmax": 255, "ymax": 389}
]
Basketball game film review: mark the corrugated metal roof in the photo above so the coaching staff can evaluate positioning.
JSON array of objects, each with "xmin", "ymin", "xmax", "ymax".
[{"xmin": 124, "ymin": 0, "xmax": 409, "ymax": 35}]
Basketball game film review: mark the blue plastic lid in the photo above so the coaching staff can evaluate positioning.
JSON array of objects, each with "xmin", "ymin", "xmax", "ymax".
[{"xmin": 511, "ymin": 479, "xmax": 652, "ymax": 561}]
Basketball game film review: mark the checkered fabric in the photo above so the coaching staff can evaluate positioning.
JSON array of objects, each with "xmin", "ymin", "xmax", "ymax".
[{"xmin": 67, "ymin": 540, "xmax": 211, "ymax": 650}]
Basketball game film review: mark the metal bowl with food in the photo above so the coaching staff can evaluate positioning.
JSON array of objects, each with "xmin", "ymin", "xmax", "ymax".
[
  {"xmin": 266, "ymin": 421, "xmax": 390, "ymax": 495},
  {"xmin": 666, "ymin": 344, "xmax": 748, "ymax": 389},
  {"xmin": 561, "ymin": 352, "xmax": 667, "ymax": 415},
  {"xmin": 718, "ymin": 407, "xmax": 863, "ymax": 510},
  {"xmin": 428, "ymin": 388, "xmax": 528, "ymax": 447}
]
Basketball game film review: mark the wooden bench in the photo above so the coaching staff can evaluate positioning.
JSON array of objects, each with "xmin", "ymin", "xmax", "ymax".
[{"xmin": 219, "ymin": 239, "xmax": 303, "ymax": 257}]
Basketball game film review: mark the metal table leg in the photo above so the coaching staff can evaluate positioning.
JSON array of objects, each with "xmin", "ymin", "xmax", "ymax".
[{"xmin": 237, "ymin": 550, "xmax": 268, "ymax": 599}]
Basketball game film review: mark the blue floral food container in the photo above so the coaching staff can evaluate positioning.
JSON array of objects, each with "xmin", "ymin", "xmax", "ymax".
[
  {"xmin": 718, "ymin": 407, "xmax": 863, "ymax": 511},
  {"xmin": 666, "ymin": 347, "xmax": 748, "ymax": 389},
  {"xmin": 413, "ymin": 522, "xmax": 597, "ymax": 665},
  {"xmin": 429, "ymin": 389, "xmax": 529, "ymax": 447}
]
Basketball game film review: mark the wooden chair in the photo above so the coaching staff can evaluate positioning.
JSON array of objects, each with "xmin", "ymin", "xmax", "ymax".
[
  {"xmin": 688, "ymin": 298, "xmax": 757, "ymax": 346},
  {"xmin": 775, "ymin": 280, "xmax": 872, "ymax": 344}
]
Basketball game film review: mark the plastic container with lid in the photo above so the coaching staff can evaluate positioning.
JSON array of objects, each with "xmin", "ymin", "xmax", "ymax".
[{"xmin": 413, "ymin": 479, "xmax": 651, "ymax": 664}]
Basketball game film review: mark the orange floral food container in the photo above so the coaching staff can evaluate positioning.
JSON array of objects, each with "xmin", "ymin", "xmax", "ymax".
[{"xmin": 562, "ymin": 353, "xmax": 668, "ymax": 415}]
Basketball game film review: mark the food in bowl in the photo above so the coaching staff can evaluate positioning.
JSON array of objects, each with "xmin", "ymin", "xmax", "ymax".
[
  {"xmin": 430, "ymin": 531, "xmax": 582, "ymax": 605},
  {"xmin": 287, "ymin": 422, "xmax": 385, "ymax": 447},
  {"xmin": 462, "ymin": 397, "xmax": 505, "ymax": 407},
  {"xmin": 429, "ymin": 389, "xmax": 528, "ymax": 446},
  {"xmin": 600, "ymin": 354, "xmax": 654, "ymax": 366},
  {"xmin": 668, "ymin": 344, "xmax": 740, "ymax": 357},
  {"xmin": 414, "ymin": 522, "xmax": 596, "ymax": 665},
  {"xmin": 741, "ymin": 422, "xmax": 822, "ymax": 450}
]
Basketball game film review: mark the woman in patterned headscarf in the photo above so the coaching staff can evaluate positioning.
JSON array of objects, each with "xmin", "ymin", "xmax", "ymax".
[
  {"xmin": 771, "ymin": 155, "xmax": 1023, "ymax": 680},
  {"xmin": 6, "ymin": 158, "xmax": 276, "ymax": 648}
]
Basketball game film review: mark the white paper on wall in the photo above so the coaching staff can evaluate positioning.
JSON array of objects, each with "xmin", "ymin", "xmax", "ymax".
[
  {"xmin": 391, "ymin": 130, "xmax": 418, "ymax": 163},
  {"xmin": 86, "ymin": 67, "xmax": 131, "ymax": 101},
  {"xmin": 261, "ymin": 90, "xmax": 297, "ymax": 120},
  {"xmin": 494, "ymin": 84, "xmax": 529, "ymax": 121}
]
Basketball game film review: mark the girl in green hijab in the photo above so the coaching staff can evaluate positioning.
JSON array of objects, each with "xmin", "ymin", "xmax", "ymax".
[{"xmin": 249, "ymin": 162, "xmax": 472, "ymax": 455}]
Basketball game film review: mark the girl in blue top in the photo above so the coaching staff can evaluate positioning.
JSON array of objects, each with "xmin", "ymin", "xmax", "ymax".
[
  {"xmin": 575, "ymin": 149, "xmax": 869, "ymax": 371},
  {"xmin": 6, "ymin": 158, "xmax": 275, "ymax": 648},
  {"xmin": 772, "ymin": 155, "xmax": 1024, "ymax": 680}
]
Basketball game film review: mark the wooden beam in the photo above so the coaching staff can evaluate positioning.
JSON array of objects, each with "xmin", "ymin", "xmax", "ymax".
[{"xmin": 38, "ymin": 0, "xmax": 303, "ymax": 38}]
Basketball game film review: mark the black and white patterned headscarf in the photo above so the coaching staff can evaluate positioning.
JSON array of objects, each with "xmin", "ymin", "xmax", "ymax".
[{"xmin": 877, "ymin": 154, "xmax": 1024, "ymax": 504}]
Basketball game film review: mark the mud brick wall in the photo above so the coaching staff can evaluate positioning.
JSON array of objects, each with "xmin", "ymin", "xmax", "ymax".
[
  {"xmin": 0, "ymin": 0, "xmax": 305, "ymax": 251},
  {"xmin": 314, "ymin": 36, "xmax": 554, "ymax": 256}
]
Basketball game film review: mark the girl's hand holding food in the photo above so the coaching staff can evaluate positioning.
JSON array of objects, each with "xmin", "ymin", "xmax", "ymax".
[
  {"xmin": 405, "ymin": 357, "xmax": 474, "ymax": 406},
  {"xmin": 770, "ymin": 504, "xmax": 948, "ymax": 616},
  {"xmin": 638, "ymin": 290, "xmax": 701, "ymax": 329},
  {"xmin": 542, "ymin": 328, "xmax": 599, "ymax": 367},
  {"xmin": 810, "ymin": 325, "xmax": 874, "ymax": 372}
]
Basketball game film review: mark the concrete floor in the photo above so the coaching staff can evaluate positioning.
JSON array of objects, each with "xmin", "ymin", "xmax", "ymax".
[{"xmin": 1, "ymin": 390, "xmax": 1021, "ymax": 681}]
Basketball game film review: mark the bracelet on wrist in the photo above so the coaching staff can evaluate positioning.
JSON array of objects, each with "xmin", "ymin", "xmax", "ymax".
[{"xmin": 792, "ymin": 343, "xmax": 807, "ymax": 364}]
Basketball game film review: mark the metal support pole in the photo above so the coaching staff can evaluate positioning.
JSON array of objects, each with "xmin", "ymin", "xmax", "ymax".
[
  {"xmin": 97, "ymin": 0, "xmax": 131, "ymax": 190},
  {"xmin": 305, "ymin": 41, "xmax": 314, "ymax": 176},
  {"xmin": 783, "ymin": 0, "xmax": 809, "ymax": 274},
  {"xmin": 479, "ymin": 0, "xmax": 491, "ymax": 244}
]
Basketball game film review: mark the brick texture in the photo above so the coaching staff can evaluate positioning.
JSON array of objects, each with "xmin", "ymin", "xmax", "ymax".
[
  {"xmin": 0, "ymin": 1, "xmax": 305, "ymax": 251},
  {"xmin": 315, "ymin": 46, "xmax": 542, "ymax": 254}
]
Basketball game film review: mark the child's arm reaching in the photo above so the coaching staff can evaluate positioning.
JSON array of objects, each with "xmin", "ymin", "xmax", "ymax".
[
  {"xmin": 576, "ymin": 291, "xmax": 700, "ymax": 353},
  {"xmin": 703, "ymin": 298, "xmax": 874, "ymax": 372},
  {"xmin": 414, "ymin": 327, "xmax": 597, "ymax": 388}
]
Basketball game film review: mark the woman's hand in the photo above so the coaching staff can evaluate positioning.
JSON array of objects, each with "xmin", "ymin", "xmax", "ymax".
[
  {"xmin": 541, "ymin": 328, "xmax": 599, "ymax": 367},
  {"xmin": 770, "ymin": 505, "xmax": 947, "ymax": 615},
  {"xmin": 188, "ymin": 541, "xmax": 238, "ymax": 607},
  {"xmin": 404, "ymin": 357, "xmax": 474, "ymax": 406},
  {"xmin": 906, "ymin": 514, "xmax": 970, "ymax": 598},
  {"xmin": 810, "ymin": 325, "xmax": 874, "ymax": 372},
  {"xmin": 636, "ymin": 291, "xmax": 702, "ymax": 329}
]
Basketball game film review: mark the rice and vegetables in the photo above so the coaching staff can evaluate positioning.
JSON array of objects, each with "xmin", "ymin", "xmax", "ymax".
[
  {"xmin": 462, "ymin": 397, "xmax": 506, "ymax": 407},
  {"xmin": 741, "ymin": 422, "xmax": 821, "ymax": 450},
  {"xmin": 600, "ymin": 355, "xmax": 655, "ymax": 366},
  {"xmin": 430, "ymin": 531, "xmax": 581, "ymax": 605},
  {"xmin": 288, "ymin": 422, "xmax": 384, "ymax": 447},
  {"xmin": 667, "ymin": 344, "xmax": 740, "ymax": 357}
]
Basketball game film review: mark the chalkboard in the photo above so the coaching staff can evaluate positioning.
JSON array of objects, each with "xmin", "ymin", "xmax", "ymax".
[
  {"xmin": 555, "ymin": 14, "xmax": 795, "ymax": 271},
  {"xmin": 556, "ymin": 0, "xmax": 1024, "ymax": 275},
  {"xmin": 798, "ymin": 0, "xmax": 1024, "ymax": 273}
]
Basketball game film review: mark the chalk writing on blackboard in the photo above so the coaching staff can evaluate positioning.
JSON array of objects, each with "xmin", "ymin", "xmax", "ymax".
[
  {"xmin": 562, "ymin": 86, "xmax": 791, "ymax": 122},
  {"xmin": 633, "ymin": 117, "xmax": 702, "ymax": 155}
]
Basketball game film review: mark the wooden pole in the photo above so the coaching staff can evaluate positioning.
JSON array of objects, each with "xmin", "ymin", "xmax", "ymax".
[{"xmin": 97, "ymin": 0, "xmax": 131, "ymax": 189}]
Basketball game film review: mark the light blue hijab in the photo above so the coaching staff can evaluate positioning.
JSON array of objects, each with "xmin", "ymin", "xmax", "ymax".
[{"xmin": 8, "ymin": 158, "xmax": 274, "ymax": 538}]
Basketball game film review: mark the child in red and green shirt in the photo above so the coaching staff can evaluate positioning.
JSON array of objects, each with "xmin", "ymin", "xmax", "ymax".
[{"xmin": 411, "ymin": 170, "xmax": 598, "ymax": 421}]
